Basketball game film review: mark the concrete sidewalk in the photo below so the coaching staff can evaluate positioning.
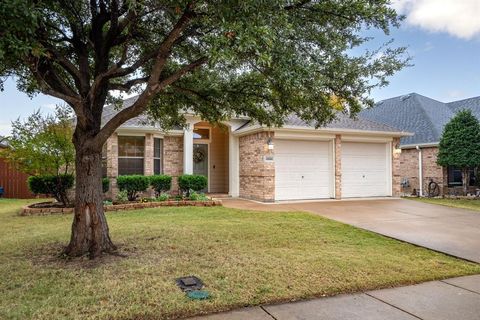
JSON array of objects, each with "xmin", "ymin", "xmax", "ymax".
[{"xmin": 188, "ymin": 275, "xmax": 480, "ymax": 320}]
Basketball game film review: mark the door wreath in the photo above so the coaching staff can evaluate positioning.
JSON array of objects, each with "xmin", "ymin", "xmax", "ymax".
[{"xmin": 193, "ymin": 148, "xmax": 205, "ymax": 163}]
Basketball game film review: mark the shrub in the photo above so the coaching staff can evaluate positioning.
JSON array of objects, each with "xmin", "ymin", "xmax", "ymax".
[
  {"xmin": 156, "ymin": 193, "xmax": 169, "ymax": 201},
  {"xmin": 178, "ymin": 174, "xmax": 207, "ymax": 196},
  {"xmin": 116, "ymin": 190, "xmax": 128, "ymax": 202},
  {"xmin": 102, "ymin": 178, "xmax": 110, "ymax": 193},
  {"xmin": 149, "ymin": 175, "xmax": 172, "ymax": 195},
  {"xmin": 28, "ymin": 174, "xmax": 74, "ymax": 206},
  {"xmin": 189, "ymin": 191, "xmax": 209, "ymax": 201},
  {"xmin": 116, "ymin": 175, "xmax": 150, "ymax": 201}
]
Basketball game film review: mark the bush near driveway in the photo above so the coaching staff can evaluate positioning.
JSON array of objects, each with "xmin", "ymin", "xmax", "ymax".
[{"xmin": 1, "ymin": 199, "xmax": 479, "ymax": 320}]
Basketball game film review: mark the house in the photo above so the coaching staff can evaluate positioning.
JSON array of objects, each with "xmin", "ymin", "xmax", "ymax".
[
  {"xmin": 360, "ymin": 93, "xmax": 480, "ymax": 196},
  {"xmin": 0, "ymin": 137, "xmax": 35, "ymax": 199},
  {"xmin": 102, "ymin": 97, "xmax": 410, "ymax": 202}
]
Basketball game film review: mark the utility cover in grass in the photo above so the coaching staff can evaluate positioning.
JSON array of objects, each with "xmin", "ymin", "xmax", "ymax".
[{"xmin": 176, "ymin": 276, "xmax": 204, "ymax": 292}]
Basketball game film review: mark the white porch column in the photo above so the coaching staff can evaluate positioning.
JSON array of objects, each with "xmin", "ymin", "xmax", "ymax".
[
  {"xmin": 228, "ymin": 132, "xmax": 240, "ymax": 197},
  {"xmin": 183, "ymin": 122, "xmax": 194, "ymax": 174}
]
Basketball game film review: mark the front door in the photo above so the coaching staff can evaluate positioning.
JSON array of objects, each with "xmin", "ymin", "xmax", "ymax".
[{"xmin": 193, "ymin": 143, "xmax": 208, "ymax": 192}]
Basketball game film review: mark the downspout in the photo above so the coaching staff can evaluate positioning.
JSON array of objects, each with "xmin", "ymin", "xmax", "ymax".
[{"xmin": 416, "ymin": 145, "xmax": 422, "ymax": 196}]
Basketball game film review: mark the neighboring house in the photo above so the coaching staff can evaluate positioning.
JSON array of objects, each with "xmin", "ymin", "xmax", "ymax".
[
  {"xmin": 0, "ymin": 137, "xmax": 35, "ymax": 199},
  {"xmin": 360, "ymin": 93, "xmax": 480, "ymax": 196},
  {"xmin": 103, "ymin": 96, "xmax": 410, "ymax": 202}
]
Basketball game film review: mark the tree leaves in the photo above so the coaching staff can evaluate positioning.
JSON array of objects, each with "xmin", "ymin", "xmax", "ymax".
[{"xmin": 437, "ymin": 110, "xmax": 480, "ymax": 168}]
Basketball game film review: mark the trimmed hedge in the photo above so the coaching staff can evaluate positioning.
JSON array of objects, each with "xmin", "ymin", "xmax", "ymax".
[
  {"xmin": 116, "ymin": 175, "xmax": 150, "ymax": 201},
  {"xmin": 102, "ymin": 178, "xmax": 110, "ymax": 193},
  {"xmin": 149, "ymin": 175, "xmax": 172, "ymax": 195},
  {"xmin": 28, "ymin": 174, "xmax": 74, "ymax": 206},
  {"xmin": 178, "ymin": 174, "xmax": 207, "ymax": 196}
]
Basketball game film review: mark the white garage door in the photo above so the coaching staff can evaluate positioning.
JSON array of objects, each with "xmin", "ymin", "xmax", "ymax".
[
  {"xmin": 341, "ymin": 142, "xmax": 391, "ymax": 198},
  {"xmin": 275, "ymin": 140, "xmax": 332, "ymax": 200}
]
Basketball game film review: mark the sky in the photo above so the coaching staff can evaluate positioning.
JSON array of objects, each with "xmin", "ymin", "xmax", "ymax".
[{"xmin": 1, "ymin": 0, "xmax": 480, "ymax": 136}]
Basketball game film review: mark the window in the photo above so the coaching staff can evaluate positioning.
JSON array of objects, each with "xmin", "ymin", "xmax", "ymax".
[
  {"xmin": 154, "ymin": 138, "xmax": 163, "ymax": 174},
  {"xmin": 118, "ymin": 136, "xmax": 145, "ymax": 175},
  {"xmin": 193, "ymin": 128, "xmax": 210, "ymax": 140},
  {"xmin": 448, "ymin": 166, "xmax": 476, "ymax": 187}
]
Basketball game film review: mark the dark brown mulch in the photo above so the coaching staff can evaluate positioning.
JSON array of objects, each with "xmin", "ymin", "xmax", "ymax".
[{"xmin": 28, "ymin": 201, "xmax": 73, "ymax": 209}]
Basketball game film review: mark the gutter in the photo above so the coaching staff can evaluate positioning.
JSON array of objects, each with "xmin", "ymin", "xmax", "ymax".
[
  {"xmin": 232, "ymin": 124, "xmax": 413, "ymax": 138},
  {"xmin": 401, "ymin": 142, "xmax": 439, "ymax": 149}
]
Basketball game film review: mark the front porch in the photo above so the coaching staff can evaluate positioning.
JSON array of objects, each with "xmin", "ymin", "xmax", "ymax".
[{"xmin": 104, "ymin": 119, "xmax": 242, "ymax": 197}]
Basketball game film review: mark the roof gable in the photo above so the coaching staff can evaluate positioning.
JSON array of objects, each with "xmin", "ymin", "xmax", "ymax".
[{"xmin": 360, "ymin": 93, "xmax": 480, "ymax": 146}]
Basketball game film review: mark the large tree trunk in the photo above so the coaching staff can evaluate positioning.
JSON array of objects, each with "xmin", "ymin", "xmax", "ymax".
[{"xmin": 64, "ymin": 147, "xmax": 116, "ymax": 258}]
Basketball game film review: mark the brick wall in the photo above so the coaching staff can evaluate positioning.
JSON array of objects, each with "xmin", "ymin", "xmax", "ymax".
[
  {"xmin": 106, "ymin": 133, "xmax": 118, "ymax": 199},
  {"xmin": 239, "ymin": 131, "xmax": 275, "ymax": 202},
  {"xmin": 392, "ymin": 138, "xmax": 402, "ymax": 197},
  {"xmin": 398, "ymin": 146, "xmax": 445, "ymax": 195},
  {"xmin": 164, "ymin": 136, "xmax": 183, "ymax": 192}
]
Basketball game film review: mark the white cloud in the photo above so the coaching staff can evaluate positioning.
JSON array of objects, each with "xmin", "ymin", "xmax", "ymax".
[{"xmin": 392, "ymin": 0, "xmax": 480, "ymax": 39}]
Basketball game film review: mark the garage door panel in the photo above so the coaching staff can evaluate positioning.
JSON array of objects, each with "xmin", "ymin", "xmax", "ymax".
[
  {"xmin": 275, "ymin": 140, "xmax": 332, "ymax": 201},
  {"xmin": 341, "ymin": 142, "xmax": 390, "ymax": 198}
]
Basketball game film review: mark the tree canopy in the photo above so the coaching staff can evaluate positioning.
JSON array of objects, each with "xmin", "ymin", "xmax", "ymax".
[
  {"xmin": 1, "ymin": 1, "xmax": 408, "ymax": 145},
  {"xmin": 437, "ymin": 109, "xmax": 480, "ymax": 194},
  {"xmin": 0, "ymin": 0, "xmax": 409, "ymax": 257},
  {"xmin": 437, "ymin": 110, "xmax": 480, "ymax": 168},
  {"xmin": 1, "ymin": 106, "xmax": 75, "ymax": 176}
]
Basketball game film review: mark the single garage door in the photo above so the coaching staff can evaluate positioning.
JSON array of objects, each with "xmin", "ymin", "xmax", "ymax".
[
  {"xmin": 275, "ymin": 140, "xmax": 332, "ymax": 200},
  {"xmin": 341, "ymin": 142, "xmax": 390, "ymax": 198}
]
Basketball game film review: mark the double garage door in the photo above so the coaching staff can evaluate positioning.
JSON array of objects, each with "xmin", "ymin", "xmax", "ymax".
[{"xmin": 275, "ymin": 139, "xmax": 391, "ymax": 201}]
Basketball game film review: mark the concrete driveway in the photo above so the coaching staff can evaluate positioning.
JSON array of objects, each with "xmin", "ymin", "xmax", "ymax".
[{"xmin": 223, "ymin": 198, "xmax": 480, "ymax": 263}]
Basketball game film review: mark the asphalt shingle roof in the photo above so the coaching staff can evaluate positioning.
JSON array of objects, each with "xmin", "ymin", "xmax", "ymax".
[
  {"xmin": 105, "ymin": 95, "xmax": 404, "ymax": 134},
  {"xmin": 283, "ymin": 113, "xmax": 403, "ymax": 132},
  {"xmin": 360, "ymin": 93, "xmax": 480, "ymax": 146}
]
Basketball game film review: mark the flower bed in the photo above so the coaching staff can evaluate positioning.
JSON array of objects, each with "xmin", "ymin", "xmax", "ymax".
[{"xmin": 19, "ymin": 199, "xmax": 222, "ymax": 216}]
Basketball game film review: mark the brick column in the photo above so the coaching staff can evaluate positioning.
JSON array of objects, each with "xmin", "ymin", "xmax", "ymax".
[
  {"xmin": 164, "ymin": 136, "xmax": 184, "ymax": 193},
  {"xmin": 106, "ymin": 133, "xmax": 118, "ymax": 199},
  {"xmin": 392, "ymin": 137, "xmax": 401, "ymax": 197},
  {"xmin": 334, "ymin": 135, "xmax": 342, "ymax": 199},
  {"xmin": 144, "ymin": 133, "xmax": 154, "ymax": 176},
  {"xmin": 238, "ymin": 131, "xmax": 275, "ymax": 202}
]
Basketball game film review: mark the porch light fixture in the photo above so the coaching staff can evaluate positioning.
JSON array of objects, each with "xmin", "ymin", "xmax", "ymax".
[
  {"xmin": 393, "ymin": 143, "xmax": 402, "ymax": 154},
  {"xmin": 267, "ymin": 137, "xmax": 274, "ymax": 150}
]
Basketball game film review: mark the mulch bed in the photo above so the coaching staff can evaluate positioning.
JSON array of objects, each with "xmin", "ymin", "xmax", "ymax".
[{"xmin": 20, "ymin": 199, "xmax": 222, "ymax": 216}]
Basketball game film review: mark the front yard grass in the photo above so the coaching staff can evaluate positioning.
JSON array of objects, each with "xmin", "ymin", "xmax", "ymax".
[
  {"xmin": 1, "ymin": 199, "xmax": 479, "ymax": 320},
  {"xmin": 408, "ymin": 197, "xmax": 480, "ymax": 212}
]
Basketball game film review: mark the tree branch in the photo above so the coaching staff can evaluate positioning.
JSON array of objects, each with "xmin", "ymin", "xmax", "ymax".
[{"xmin": 92, "ymin": 56, "xmax": 207, "ymax": 150}]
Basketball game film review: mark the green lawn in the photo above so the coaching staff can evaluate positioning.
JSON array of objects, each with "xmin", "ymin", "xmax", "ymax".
[
  {"xmin": 408, "ymin": 197, "xmax": 480, "ymax": 212},
  {"xmin": 1, "ymin": 199, "xmax": 479, "ymax": 320}
]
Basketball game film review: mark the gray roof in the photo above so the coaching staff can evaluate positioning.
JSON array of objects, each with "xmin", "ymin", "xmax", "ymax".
[
  {"xmin": 283, "ymin": 113, "xmax": 403, "ymax": 132},
  {"xmin": 360, "ymin": 93, "xmax": 480, "ymax": 146},
  {"xmin": 105, "ymin": 95, "xmax": 405, "ymax": 134},
  {"xmin": 102, "ymin": 96, "xmax": 162, "ymax": 129}
]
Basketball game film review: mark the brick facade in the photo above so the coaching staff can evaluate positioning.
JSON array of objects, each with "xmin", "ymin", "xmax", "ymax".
[
  {"xmin": 399, "ymin": 146, "xmax": 446, "ymax": 196},
  {"xmin": 391, "ymin": 138, "xmax": 402, "ymax": 197},
  {"xmin": 239, "ymin": 131, "xmax": 275, "ymax": 202},
  {"xmin": 106, "ymin": 133, "xmax": 118, "ymax": 199},
  {"xmin": 163, "ymin": 136, "xmax": 183, "ymax": 192}
]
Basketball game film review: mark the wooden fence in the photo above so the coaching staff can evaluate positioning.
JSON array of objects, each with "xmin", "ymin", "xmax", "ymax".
[{"xmin": 0, "ymin": 156, "xmax": 34, "ymax": 199}]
